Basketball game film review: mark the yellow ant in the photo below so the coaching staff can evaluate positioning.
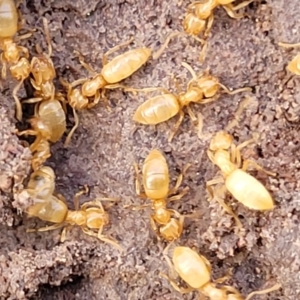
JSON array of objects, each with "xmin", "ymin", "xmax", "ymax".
[
  {"xmin": 278, "ymin": 41, "xmax": 300, "ymax": 75},
  {"xmin": 127, "ymin": 149, "xmax": 190, "ymax": 241},
  {"xmin": 26, "ymin": 185, "xmax": 123, "ymax": 252},
  {"xmin": 206, "ymin": 130, "xmax": 275, "ymax": 228},
  {"xmin": 183, "ymin": 0, "xmax": 254, "ymax": 61},
  {"xmin": 0, "ymin": 0, "xmax": 33, "ymax": 120},
  {"xmin": 60, "ymin": 32, "xmax": 181, "ymax": 146},
  {"xmin": 16, "ymin": 18, "xmax": 67, "ymax": 169},
  {"xmin": 128, "ymin": 62, "xmax": 251, "ymax": 142},
  {"xmin": 17, "ymin": 99, "xmax": 66, "ymax": 170},
  {"xmin": 25, "ymin": 17, "xmax": 57, "ymax": 103},
  {"xmin": 161, "ymin": 244, "xmax": 281, "ymax": 299}
]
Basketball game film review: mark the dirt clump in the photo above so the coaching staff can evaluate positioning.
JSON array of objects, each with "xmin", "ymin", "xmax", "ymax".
[{"xmin": 0, "ymin": 107, "xmax": 31, "ymax": 226}]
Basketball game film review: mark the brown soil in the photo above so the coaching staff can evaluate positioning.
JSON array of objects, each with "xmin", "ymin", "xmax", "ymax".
[{"xmin": 0, "ymin": 0, "xmax": 299, "ymax": 299}]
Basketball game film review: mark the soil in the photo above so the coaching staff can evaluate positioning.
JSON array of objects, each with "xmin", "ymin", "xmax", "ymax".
[{"xmin": 0, "ymin": 0, "xmax": 299, "ymax": 299}]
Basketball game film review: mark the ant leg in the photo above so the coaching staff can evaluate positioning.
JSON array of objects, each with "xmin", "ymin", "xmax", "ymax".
[
  {"xmin": 64, "ymin": 108, "xmax": 79, "ymax": 147},
  {"xmin": 204, "ymin": 14, "xmax": 214, "ymax": 38},
  {"xmin": 22, "ymin": 97, "xmax": 43, "ymax": 104},
  {"xmin": 12, "ymin": 79, "xmax": 24, "ymax": 121},
  {"xmin": 71, "ymin": 78, "xmax": 89, "ymax": 87},
  {"xmin": 225, "ymin": 96, "xmax": 255, "ymax": 131},
  {"xmin": 162, "ymin": 242, "xmax": 179, "ymax": 279},
  {"xmin": 102, "ymin": 37, "xmax": 135, "ymax": 66},
  {"xmin": 168, "ymin": 109, "xmax": 185, "ymax": 142},
  {"xmin": 245, "ymin": 283, "xmax": 281, "ymax": 300},
  {"xmin": 168, "ymin": 187, "xmax": 189, "ymax": 202},
  {"xmin": 97, "ymin": 233, "xmax": 124, "ymax": 252},
  {"xmin": 221, "ymin": 285, "xmax": 243, "ymax": 297},
  {"xmin": 222, "ymin": 0, "xmax": 254, "ymax": 19},
  {"xmin": 206, "ymin": 177, "xmax": 224, "ymax": 188},
  {"xmin": 124, "ymin": 164, "xmax": 149, "ymax": 209},
  {"xmin": 199, "ymin": 94, "xmax": 220, "ymax": 104},
  {"xmin": 219, "ymin": 82, "xmax": 251, "ymax": 95},
  {"xmin": 150, "ymin": 215, "xmax": 160, "ymax": 237},
  {"xmin": 124, "ymin": 86, "xmax": 170, "ymax": 95},
  {"xmin": 60, "ymin": 77, "xmax": 87, "ymax": 90},
  {"xmin": 222, "ymin": 5, "xmax": 244, "ymax": 18},
  {"xmin": 98, "ymin": 235, "xmax": 123, "ymax": 252},
  {"xmin": 199, "ymin": 40, "xmax": 208, "ymax": 63},
  {"xmin": 152, "ymin": 31, "xmax": 183, "ymax": 60},
  {"xmin": 199, "ymin": 254, "xmax": 212, "ymax": 273},
  {"xmin": 1, "ymin": 53, "xmax": 7, "ymax": 80},
  {"xmin": 16, "ymin": 32, "xmax": 33, "ymax": 43},
  {"xmin": 181, "ymin": 62, "xmax": 209, "ymax": 89},
  {"xmin": 29, "ymin": 136, "xmax": 43, "ymax": 153},
  {"xmin": 231, "ymin": 137, "xmax": 256, "ymax": 167},
  {"xmin": 73, "ymin": 50, "xmax": 97, "ymax": 74},
  {"xmin": 55, "ymin": 193, "xmax": 67, "ymax": 203},
  {"xmin": 168, "ymin": 163, "xmax": 191, "ymax": 197},
  {"xmin": 55, "ymin": 92, "xmax": 68, "ymax": 113},
  {"xmin": 242, "ymin": 159, "xmax": 277, "ymax": 177},
  {"xmin": 186, "ymin": 105, "xmax": 198, "ymax": 125},
  {"xmin": 278, "ymin": 41, "xmax": 300, "ymax": 48},
  {"xmin": 124, "ymin": 203, "xmax": 151, "ymax": 210},
  {"xmin": 197, "ymin": 113, "xmax": 210, "ymax": 140},
  {"xmin": 170, "ymin": 73, "xmax": 184, "ymax": 95},
  {"xmin": 230, "ymin": 143, "xmax": 238, "ymax": 167},
  {"xmin": 15, "ymin": 0, "xmax": 36, "ymax": 36},
  {"xmin": 134, "ymin": 162, "xmax": 147, "ymax": 199},
  {"xmin": 159, "ymin": 273, "xmax": 194, "ymax": 294},
  {"xmin": 17, "ymin": 129, "xmax": 38, "ymax": 137},
  {"xmin": 27, "ymin": 223, "xmax": 64, "ymax": 233},
  {"xmin": 207, "ymin": 184, "xmax": 243, "ymax": 229},
  {"xmin": 231, "ymin": 0, "xmax": 255, "ymax": 11},
  {"xmin": 60, "ymin": 225, "xmax": 72, "ymax": 242},
  {"xmin": 17, "ymin": 45, "xmax": 30, "ymax": 59},
  {"xmin": 84, "ymin": 224, "xmax": 123, "ymax": 252},
  {"xmin": 105, "ymin": 83, "xmax": 137, "ymax": 91},
  {"xmin": 100, "ymin": 89, "xmax": 112, "ymax": 111},
  {"xmin": 42, "ymin": 17, "xmax": 53, "ymax": 57},
  {"xmin": 15, "ymin": 0, "xmax": 34, "ymax": 33},
  {"xmin": 73, "ymin": 185, "xmax": 89, "ymax": 211},
  {"xmin": 80, "ymin": 200, "xmax": 101, "ymax": 211},
  {"xmin": 181, "ymin": 62, "xmax": 198, "ymax": 83},
  {"xmin": 86, "ymin": 90, "xmax": 101, "ymax": 109},
  {"xmin": 90, "ymin": 199, "xmax": 117, "ymax": 211},
  {"xmin": 207, "ymin": 149, "xmax": 219, "ymax": 165},
  {"xmin": 187, "ymin": 1, "xmax": 203, "ymax": 9}
]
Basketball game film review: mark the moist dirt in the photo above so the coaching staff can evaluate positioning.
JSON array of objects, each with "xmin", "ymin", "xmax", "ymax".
[{"xmin": 0, "ymin": 0, "xmax": 299, "ymax": 299}]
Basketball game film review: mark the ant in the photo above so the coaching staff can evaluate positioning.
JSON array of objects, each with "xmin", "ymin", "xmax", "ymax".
[
  {"xmin": 127, "ymin": 149, "xmax": 190, "ymax": 241},
  {"xmin": 183, "ymin": 0, "xmax": 254, "ymax": 61},
  {"xmin": 161, "ymin": 244, "xmax": 281, "ymax": 299},
  {"xmin": 60, "ymin": 32, "xmax": 181, "ymax": 146},
  {"xmin": 17, "ymin": 18, "xmax": 66, "ymax": 169},
  {"xmin": 127, "ymin": 62, "xmax": 251, "ymax": 142},
  {"xmin": 206, "ymin": 130, "xmax": 275, "ymax": 228},
  {"xmin": 17, "ymin": 99, "xmax": 66, "ymax": 170},
  {"xmin": 0, "ymin": 0, "xmax": 33, "ymax": 120},
  {"xmin": 26, "ymin": 184, "xmax": 123, "ymax": 251},
  {"xmin": 24, "ymin": 17, "xmax": 58, "ymax": 103}
]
